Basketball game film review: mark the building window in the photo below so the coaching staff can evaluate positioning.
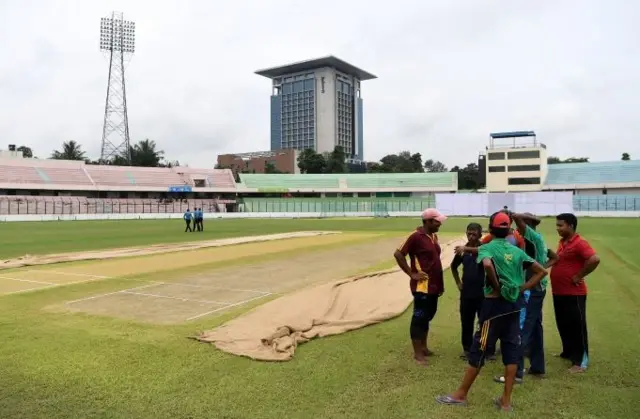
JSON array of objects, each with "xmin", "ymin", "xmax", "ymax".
[
  {"xmin": 488, "ymin": 166, "xmax": 506, "ymax": 173},
  {"xmin": 508, "ymin": 164, "xmax": 540, "ymax": 172},
  {"xmin": 488, "ymin": 152, "xmax": 505, "ymax": 160},
  {"xmin": 508, "ymin": 177, "xmax": 541, "ymax": 185},
  {"xmin": 507, "ymin": 150, "xmax": 540, "ymax": 159}
]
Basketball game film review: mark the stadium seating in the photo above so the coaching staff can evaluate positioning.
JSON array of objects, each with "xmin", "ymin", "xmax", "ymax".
[
  {"xmin": 0, "ymin": 159, "xmax": 93, "ymax": 185},
  {"xmin": 85, "ymin": 165, "xmax": 185, "ymax": 188},
  {"xmin": 176, "ymin": 168, "xmax": 236, "ymax": 188},
  {"xmin": 239, "ymin": 172, "xmax": 458, "ymax": 190},
  {"xmin": 545, "ymin": 160, "xmax": 640, "ymax": 185},
  {"xmin": 345, "ymin": 173, "xmax": 456, "ymax": 188},
  {"xmin": 573, "ymin": 195, "xmax": 640, "ymax": 211},
  {"xmin": 240, "ymin": 174, "xmax": 341, "ymax": 189}
]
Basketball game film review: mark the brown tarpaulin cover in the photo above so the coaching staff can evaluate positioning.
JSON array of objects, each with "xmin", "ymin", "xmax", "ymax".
[{"xmin": 194, "ymin": 236, "xmax": 466, "ymax": 361}]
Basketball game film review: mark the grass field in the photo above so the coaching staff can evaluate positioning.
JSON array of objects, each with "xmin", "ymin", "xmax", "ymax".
[{"xmin": 0, "ymin": 217, "xmax": 638, "ymax": 419}]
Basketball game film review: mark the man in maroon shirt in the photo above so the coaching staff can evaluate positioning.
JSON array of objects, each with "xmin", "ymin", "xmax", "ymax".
[
  {"xmin": 394, "ymin": 208, "xmax": 447, "ymax": 366},
  {"xmin": 552, "ymin": 213, "xmax": 600, "ymax": 373}
]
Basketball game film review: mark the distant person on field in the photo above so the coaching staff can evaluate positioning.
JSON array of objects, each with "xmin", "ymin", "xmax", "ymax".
[
  {"xmin": 394, "ymin": 208, "xmax": 447, "ymax": 366},
  {"xmin": 192, "ymin": 207, "xmax": 201, "ymax": 232},
  {"xmin": 494, "ymin": 211, "xmax": 558, "ymax": 384},
  {"xmin": 184, "ymin": 208, "xmax": 193, "ymax": 232},
  {"xmin": 198, "ymin": 207, "xmax": 204, "ymax": 231},
  {"xmin": 551, "ymin": 213, "xmax": 600, "ymax": 373},
  {"xmin": 437, "ymin": 212, "xmax": 547, "ymax": 412},
  {"xmin": 451, "ymin": 222, "xmax": 490, "ymax": 360}
]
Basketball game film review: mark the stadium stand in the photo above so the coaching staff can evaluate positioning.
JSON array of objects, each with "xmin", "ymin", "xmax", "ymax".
[
  {"xmin": 345, "ymin": 172, "xmax": 456, "ymax": 189},
  {"xmin": 240, "ymin": 173, "xmax": 341, "ymax": 189},
  {"xmin": 0, "ymin": 158, "xmax": 237, "ymax": 191},
  {"xmin": 85, "ymin": 165, "xmax": 185, "ymax": 188},
  {"xmin": 239, "ymin": 172, "xmax": 457, "ymax": 191},
  {"xmin": 545, "ymin": 160, "xmax": 640, "ymax": 186},
  {"xmin": 0, "ymin": 159, "xmax": 93, "ymax": 186}
]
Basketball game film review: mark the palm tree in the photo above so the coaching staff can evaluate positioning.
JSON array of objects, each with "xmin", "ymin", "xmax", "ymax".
[
  {"xmin": 50, "ymin": 141, "xmax": 86, "ymax": 160},
  {"xmin": 130, "ymin": 139, "xmax": 165, "ymax": 167}
]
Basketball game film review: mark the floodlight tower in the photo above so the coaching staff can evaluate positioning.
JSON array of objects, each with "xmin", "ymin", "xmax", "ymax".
[{"xmin": 99, "ymin": 12, "xmax": 135, "ymax": 164}]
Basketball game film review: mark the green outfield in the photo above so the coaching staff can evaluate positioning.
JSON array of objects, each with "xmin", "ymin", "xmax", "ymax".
[{"xmin": 0, "ymin": 217, "xmax": 638, "ymax": 419}]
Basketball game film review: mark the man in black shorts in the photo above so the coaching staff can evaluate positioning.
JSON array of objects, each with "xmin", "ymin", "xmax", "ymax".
[
  {"xmin": 394, "ymin": 208, "xmax": 447, "ymax": 366},
  {"xmin": 437, "ymin": 212, "xmax": 547, "ymax": 411}
]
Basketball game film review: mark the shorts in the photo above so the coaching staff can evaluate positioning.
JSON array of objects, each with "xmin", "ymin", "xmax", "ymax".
[
  {"xmin": 410, "ymin": 292, "xmax": 439, "ymax": 339},
  {"xmin": 467, "ymin": 297, "xmax": 522, "ymax": 368}
]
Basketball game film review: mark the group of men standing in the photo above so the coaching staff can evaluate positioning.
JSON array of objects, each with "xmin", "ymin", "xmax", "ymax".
[
  {"xmin": 183, "ymin": 208, "xmax": 204, "ymax": 232},
  {"xmin": 394, "ymin": 207, "xmax": 600, "ymax": 412}
]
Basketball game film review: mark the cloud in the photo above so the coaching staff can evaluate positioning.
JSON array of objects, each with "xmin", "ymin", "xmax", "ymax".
[{"xmin": 0, "ymin": 0, "xmax": 639, "ymax": 168}]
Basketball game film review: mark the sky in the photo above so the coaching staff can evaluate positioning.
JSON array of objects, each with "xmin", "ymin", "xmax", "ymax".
[{"xmin": 1, "ymin": 0, "xmax": 639, "ymax": 169}]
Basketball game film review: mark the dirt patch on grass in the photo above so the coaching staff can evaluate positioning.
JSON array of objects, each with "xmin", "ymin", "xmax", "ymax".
[{"xmin": 65, "ymin": 235, "xmax": 407, "ymax": 324}]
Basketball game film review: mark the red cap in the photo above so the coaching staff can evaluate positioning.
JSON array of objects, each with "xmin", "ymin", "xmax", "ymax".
[
  {"xmin": 491, "ymin": 212, "xmax": 511, "ymax": 228},
  {"xmin": 421, "ymin": 208, "xmax": 447, "ymax": 223}
]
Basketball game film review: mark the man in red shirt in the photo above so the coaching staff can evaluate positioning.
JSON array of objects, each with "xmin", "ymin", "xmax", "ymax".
[
  {"xmin": 394, "ymin": 208, "xmax": 447, "ymax": 366},
  {"xmin": 551, "ymin": 213, "xmax": 600, "ymax": 373}
]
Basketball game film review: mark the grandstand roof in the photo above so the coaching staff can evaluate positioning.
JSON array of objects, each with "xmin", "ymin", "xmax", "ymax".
[{"xmin": 544, "ymin": 160, "xmax": 640, "ymax": 187}]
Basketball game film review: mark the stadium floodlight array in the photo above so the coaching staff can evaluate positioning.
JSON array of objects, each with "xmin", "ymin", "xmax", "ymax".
[
  {"xmin": 100, "ymin": 16, "xmax": 136, "ymax": 53},
  {"xmin": 99, "ymin": 11, "xmax": 134, "ymax": 164}
]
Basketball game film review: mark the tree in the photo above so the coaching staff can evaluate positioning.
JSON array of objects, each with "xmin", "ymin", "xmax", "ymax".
[
  {"xmin": 131, "ymin": 139, "xmax": 165, "ymax": 167},
  {"xmin": 377, "ymin": 151, "xmax": 423, "ymax": 173},
  {"xmin": 264, "ymin": 161, "xmax": 281, "ymax": 174},
  {"xmin": 451, "ymin": 163, "xmax": 480, "ymax": 190},
  {"xmin": 50, "ymin": 141, "xmax": 86, "ymax": 160},
  {"xmin": 548, "ymin": 156, "xmax": 589, "ymax": 164},
  {"xmin": 622, "ymin": 153, "xmax": 631, "ymax": 161},
  {"xmin": 325, "ymin": 146, "xmax": 347, "ymax": 173},
  {"xmin": 297, "ymin": 149, "xmax": 327, "ymax": 174},
  {"xmin": 424, "ymin": 159, "xmax": 447, "ymax": 173},
  {"xmin": 17, "ymin": 145, "xmax": 33, "ymax": 158}
]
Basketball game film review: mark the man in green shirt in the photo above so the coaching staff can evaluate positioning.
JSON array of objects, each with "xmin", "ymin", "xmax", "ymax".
[
  {"xmin": 437, "ymin": 212, "xmax": 548, "ymax": 412},
  {"xmin": 493, "ymin": 212, "xmax": 559, "ymax": 384}
]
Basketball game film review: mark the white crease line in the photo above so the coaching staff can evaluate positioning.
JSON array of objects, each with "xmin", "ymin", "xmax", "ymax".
[
  {"xmin": 186, "ymin": 292, "xmax": 273, "ymax": 321},
  {"xmin": 65, "ymin": 283, "xmax": 158, "ymax": 305},
  {"xmin": 121, "ymin": 291, "xmax": 229, "ymax": 305},
  {"xmin": 0, "ymin": 275, "xmax": 56, "ymax": 285},
  {"xmin": 164, "ymin": 282, "xmax": 271, "ymax": 295},
  {"xmin": 28, "ymin": 270, "xmax": 112, "ymax": 279},
  {"xmin": 3, "ymin": 284, "xmax": 59, "ymax": 296}
]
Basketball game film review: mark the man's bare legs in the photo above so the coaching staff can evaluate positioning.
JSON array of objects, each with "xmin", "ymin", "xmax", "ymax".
[
  {"xmin": 498, "ymin": 364, "xmax": 517, "ymax": 410},
  {"xmin": 448, "ymin": 365, "xmax": 481, "ymax": 401}
]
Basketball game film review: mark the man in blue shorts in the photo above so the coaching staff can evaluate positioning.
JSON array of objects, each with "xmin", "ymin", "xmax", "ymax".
[{"xmin": 436, "ymin": 212, "xmax": 548, "ymax": 412}]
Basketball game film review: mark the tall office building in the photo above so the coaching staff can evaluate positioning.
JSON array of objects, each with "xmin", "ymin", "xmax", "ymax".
[{"xmin": 255, "ymin": 56, "xmax": 376, "ymax": 162}]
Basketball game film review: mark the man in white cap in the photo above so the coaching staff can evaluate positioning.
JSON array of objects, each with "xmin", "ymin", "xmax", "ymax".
[{"xmin": 394, "ymin": 208, "xmax": 448, "ymax": 366}]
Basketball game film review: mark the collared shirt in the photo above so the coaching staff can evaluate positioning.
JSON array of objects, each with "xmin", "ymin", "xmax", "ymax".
[
  {"xmin": 550, "ymin": 234, "xmax": 596, "ymax": 296},
  {"xmin": 397, "ymin": 227, "xmax": 443, "ymax": 295},
  {"xmin": 451, "ymin": 249, "xmax": 485, "ymax": 299}
]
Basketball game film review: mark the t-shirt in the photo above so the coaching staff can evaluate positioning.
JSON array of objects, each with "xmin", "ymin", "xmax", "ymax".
[
  {"xmin": 184, "ymin": 211, "xmax": 192, "ymax": 220},
  {"xmin": 477, "ymin": 238, "xmax": 535, "ymax": 303},
  {"xmin": 550, "ymin": 234, "xmax": 596, "ymax": 296},
  {"xmin": 522, "ymin": 225, "xmax": 549, "ymax": 292},
  {"xmin": 451, "ymin": 250, "xmax": 485, "ymax": 299},
  {"xmin": 397, "ymin": 227, "xmax": 444, "ymax": 295},
  {"xmin": 481, "ymin": 230, "xmax": 525, "ymax": 250}
]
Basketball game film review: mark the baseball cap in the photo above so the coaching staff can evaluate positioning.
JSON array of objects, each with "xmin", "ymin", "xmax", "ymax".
[
  {"xmin": 490, "ymin": 212, "xmax": 511, "ymax": 228},
  {"xmin": 421, "ymin": 208, "xmax": 447, "ymax": 223}
]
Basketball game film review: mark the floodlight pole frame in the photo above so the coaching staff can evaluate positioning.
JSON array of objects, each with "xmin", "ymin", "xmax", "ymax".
[{"xmin": 99, "ymin": 11, "xmax": 135, "ymax": 164}]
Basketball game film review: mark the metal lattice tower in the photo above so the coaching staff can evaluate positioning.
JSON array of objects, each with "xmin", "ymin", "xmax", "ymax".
[{"xmin": 99, "ymin": 12, "xmax": 135, "ymax": 163}]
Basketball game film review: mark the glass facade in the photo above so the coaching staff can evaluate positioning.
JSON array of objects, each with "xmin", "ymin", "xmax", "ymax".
[
  {"xmin": 271, "ymin": 73, "xmax": 316, "ymax": 151},
  {"xmin": 336, "ymin": 79, "xmax": 354, "ymax": 156},
  {"xmin": 269, "ymin": 70, "xmax": 364, "ymax": 161}
]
